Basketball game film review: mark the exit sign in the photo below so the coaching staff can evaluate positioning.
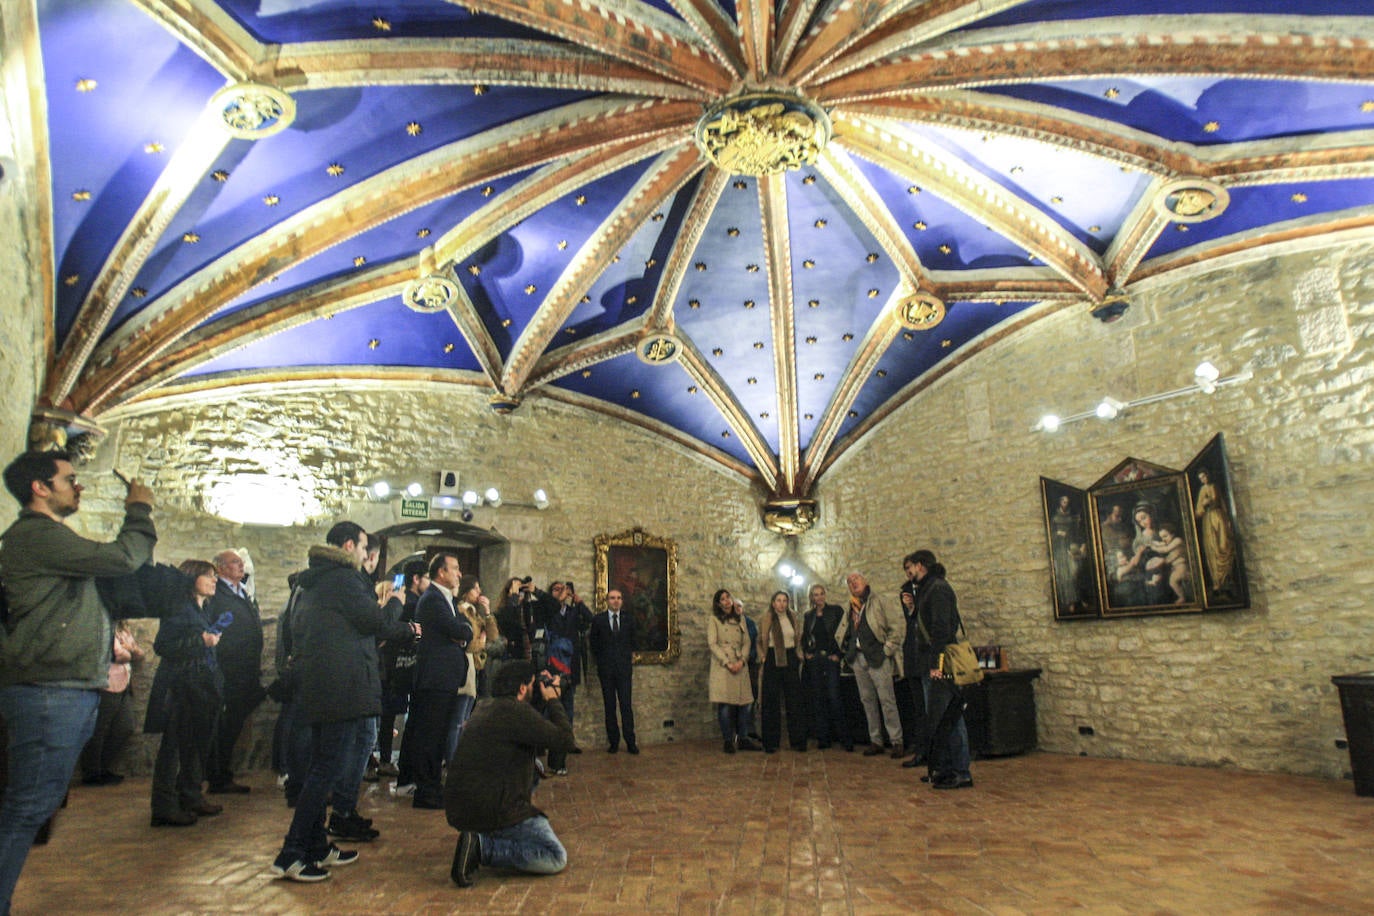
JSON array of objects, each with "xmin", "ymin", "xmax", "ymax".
[{"xmin": 400, "ymin": 498, "xmax": 429, "ymax": 519}]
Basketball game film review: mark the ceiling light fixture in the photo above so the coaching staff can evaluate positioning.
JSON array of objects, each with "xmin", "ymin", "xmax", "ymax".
[{"xmin": 1035, "ymin": 362, "xmax": 1252, "ymax": 432}]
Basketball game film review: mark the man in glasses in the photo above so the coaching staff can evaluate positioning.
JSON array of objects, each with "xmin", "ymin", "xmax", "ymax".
[{"xmin": 0, "ymin": 450, "xmax": 157, "ymax": 912}]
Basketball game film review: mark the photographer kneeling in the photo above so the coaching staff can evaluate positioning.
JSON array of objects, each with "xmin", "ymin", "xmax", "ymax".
[{"xmin": 445, "ymin": 660, "xmax": 578, "ymax": 887}]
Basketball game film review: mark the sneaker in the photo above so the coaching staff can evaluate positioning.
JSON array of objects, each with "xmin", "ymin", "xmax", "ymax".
[
  {"xmin": 392, "ymin": 782, "xmax": 416, "ymax": 797},
  {"xmin": 271, "ymin": 857, "xmax": 331, "ymax": 882},
  {"xmin": 316, "ymin": 844, "xmax": 360, "ymax": 868},
  {"xmin": 327, "ymin": 812, "xmax": 379, "ymax": 841},
  {"xmin": 553, "ymin": 767, "xmax": 568, "ymax": 776},
  {"xmin": 450, "ymin": 832, "xmax": 481, "ymax": 887}
]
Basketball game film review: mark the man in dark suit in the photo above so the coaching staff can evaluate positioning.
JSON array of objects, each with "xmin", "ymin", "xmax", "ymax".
[
  {"xmin": 206, "ymin": 549, "xmax": 265, "ymax": 793},
  {"xmin": 588, "ymin": 589, "xmax": 637, "ymax": 754},
  {"xmin": 801, "ymin": 584, "xmax": 851, "ymax": 751},
  {"xmin": 409, "ymin": 551, "xmax": 473, "ymax": 810}
]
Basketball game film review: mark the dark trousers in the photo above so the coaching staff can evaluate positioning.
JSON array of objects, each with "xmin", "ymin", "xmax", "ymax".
[
  {"xmin": 208, "ymin": 679, "xmax": 261, "ymax": 787},
  {"xmin": 760, "ymin": 649, "xmax": 807, "ymax": 751},
  {"xmin": 409, "ymin": 689, "xmax": 456, "ymax": 806},
  {"xmin": 804, "ymin": 654, "xmax": 850, "ymax": 748},
  {"xmin": 278, "ymin": 719, "xmax": 355, "ymax": 863},
  {"xmin": 79, "ymin": 689, "xmax": 135, "ymax": 779},
  {"xmin": 598, "ymin": 669, "xmax": 635, "ymax": 748},
  {"xmin": 905, "ymin": 674, "xmax": 929, "ymax": 757},
  {"xmin": 151, "ymin": 691, "xmax": 216, "ymax": 817},
  {"xmin": 547, "ymin": 685, "xmax": 576, "ymax": 770}
]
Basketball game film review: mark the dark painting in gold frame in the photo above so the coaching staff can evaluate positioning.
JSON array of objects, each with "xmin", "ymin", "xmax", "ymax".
[
  {"xmin": 1089, "ymin": 469, "xmax": 1205, "ymax": 617},
  {"xmin": 593, "ymin": 527, "xmax": 679, "ymax": 665},
  {"xmin": 1040, "ymin": 477, "xmax": 1102, "ymax": 620},
  {"xmin": 1186, "ymin": 433, "xmax": 1250, "ymax": 610}
]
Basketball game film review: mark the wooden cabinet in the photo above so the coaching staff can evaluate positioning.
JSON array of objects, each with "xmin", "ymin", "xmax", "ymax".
[{"xmin": 964, "ymin": 668, "xmax": 1041, "ymax": 757}]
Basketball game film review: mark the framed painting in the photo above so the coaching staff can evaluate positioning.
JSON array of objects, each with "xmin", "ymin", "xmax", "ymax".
[
  {"xmin": 593, "ymin": 527, "xmax": 679, "ymax": 665},
  {"xmin": 1186, "ymin": 433, "xmax": 1250, "ymax": 610},
  {"xmin": 1089, "ymin": 471, "xmax": 1205, "ymax": 617},
  {"xmin": 1040, "ymin": 477, "xmax": 1102, "ymax": 620}
]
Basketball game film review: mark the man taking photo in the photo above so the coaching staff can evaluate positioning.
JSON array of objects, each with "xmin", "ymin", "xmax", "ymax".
[{"xmin": 445, "ymin": 660, "xmax": 577, "ymax": 888}]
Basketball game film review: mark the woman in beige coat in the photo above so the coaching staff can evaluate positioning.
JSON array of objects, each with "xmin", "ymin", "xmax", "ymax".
[{"xmin": 708, "ymin": 589, "xmax": 759, "ymax": 753}]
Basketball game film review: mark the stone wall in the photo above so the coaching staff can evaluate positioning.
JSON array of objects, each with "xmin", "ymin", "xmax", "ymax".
[
  {"xmin": 93, "ymin": 387, "xmax": 785, "ymax": 771},
  {"xmin": 817, "ymin": 241, "xmax": 1374, "ymax": 779}
]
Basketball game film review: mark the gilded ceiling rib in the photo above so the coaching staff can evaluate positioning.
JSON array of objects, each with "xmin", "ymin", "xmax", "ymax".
[
  {"xmin": 108, "ymin": 259, "xmax": 417, "ymax": 409},
  {"xmin": 797, "ymin": 284, "xmax": 907, "ymax": 496},
  {"xmin": 779, "ymin": 0, "xmax": 928, "ymax": 85},
  {"xmin": 814, "ymin": 146, "xmax": 929, "ymax": 291},
  {"xmin": 46, "ymin": 106, "xmax": 234, "ymax": 408},
  {"xmin": 268, "ymin": 38, "xmax": 707, "ymax": 100},
  {"xmin": 443, "ymin": 280, "xmax": 505, "ymax": 389},
  {"xmin": 646, "ymin": 165, "xmax": 729, "ymax": 331},
  {"xmin": 735, "ymin": 0, "xmax": 774, "ymax": 80},
  {"xmin": 676, "ymin": 338, "xmax": 779, "ymax": 492},
  {"xmin": 806, "ymin": 0, "xmax": 1033, "ymax": 83},
  {"xmin": 836, "ymin": 115, "xmax": 1109, "ymax": 299},
  {"xmin": 933, "ymin": 275, "xmax": 1082, "ymax": 303},
  {"xmin": 499, "ymin": 145, "xmax": 705, "ymax": 398},
  {"xmin": 538, "ymin": 383, "xmax": 759, "ymax": 483},
  {"xmin": 771, "ymin": 0, "xmax": 824, "ymax": 77},
  {"xmin": 134, "ymin": 0, "xmax": 260, "ymax": 79},
  {"xmin": 758, "ymin": 173, "xmax": 800, "ymax": 496},
  {"xmin": 69, "ymin": 99, "xmax": 700, "ymax": 416},
  {"xmin": 844, "ymin": 95, "xmax": 1206, "ymax": 179},
  {"xmin": 458, "ymin": 0, "xmax": 731, "ymax": 95},
  {"xmin": 5, "ymin": 0, "xmax": 55, "ymax": 370},
  {"xmin": 1132, "ymin": 210, "xmax": 1374, "ymax": 284},
  {"xmin": 431, "ymin": 136, "xmax": 688, "ymax": 270},
  {"xmin": 526, "ymin": 327, "xmax": 643, "ymax": 389},
  {"xmin": 1104, "ymin": 180, "xmax": 1174, "ymax": 288},
  {"xmin": 1202, "ymin": 138, "xmax": 1374, "ymax": 186},
  {"xmin": 663, "ymin": 0, "xmax": 747, "ymax": 78}
]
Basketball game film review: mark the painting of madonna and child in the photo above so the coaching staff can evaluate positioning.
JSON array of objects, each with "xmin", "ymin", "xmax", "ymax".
[{"xmin": 1042, "ymin": 434, "xmax": 1249, "ymax": 620}]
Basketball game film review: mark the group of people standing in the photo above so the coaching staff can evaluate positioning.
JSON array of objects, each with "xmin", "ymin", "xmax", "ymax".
[{"xmin": 707, "ymin": 550, "xmax": 974, "ymax": 790}]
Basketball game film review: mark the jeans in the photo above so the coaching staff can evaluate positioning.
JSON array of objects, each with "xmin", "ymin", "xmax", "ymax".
[
  {"xmin": 329, "ymin": 716, "xmax": 377, "ymax": 814},
  {"xmin": 447, "ymin": 695, "xmax": 475, "ymax": 763},
  {"xmin": 279, "ymin": 699, "xmax": 314, "ymax": 804},
  {"xmin": 0, "ymin": 685, "xmax": 99, "ymax": 914},
  {"xmin": 479, "ymin": 815, "xmax": 567, "ymax": 875},
  {"xmin": 79, "ymin": 689, "xmax": 135, "ymax": 779},
  {"xmin": 715, "ymin": 702, "xmax": 754, "ymax": 741},
  {"xmin": 852, "ymin": 654, "xmax": 902, "ymax": 747},
  {"xmin": 278, "ymin": 718, "xmax": 358, "ymax": 864}
]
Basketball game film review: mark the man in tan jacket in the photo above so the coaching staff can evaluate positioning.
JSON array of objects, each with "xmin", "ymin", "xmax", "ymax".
[{"xmin": 834, "ymin": 572, "xmax": 904, "ymax": 758}]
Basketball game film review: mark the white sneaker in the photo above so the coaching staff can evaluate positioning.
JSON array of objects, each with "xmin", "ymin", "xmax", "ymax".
[{"xmin": 392, "ymin": 782, "xmax": 416, "ymax": 797}]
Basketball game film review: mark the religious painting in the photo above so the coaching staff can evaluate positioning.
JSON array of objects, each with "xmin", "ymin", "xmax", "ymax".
[
  {"xmin": 593, "ymin": 527, "xmax": 679, "ymax": 665},
  {"xmin": 1186, "ymin": 433, "xmax": 1250, "ymax": 610},
  {"xmin": 1088, "ymin": 470, "xmax": 1204, "ymax": 617},
  {"xmin": 1040, "ymin": 477, "xmax": 1101, "ymax": 620}
]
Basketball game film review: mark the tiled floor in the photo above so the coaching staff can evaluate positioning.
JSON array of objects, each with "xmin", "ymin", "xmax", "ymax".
[{"xmin": 12, "ymin": 743, "xmax": 1374, "ymax": 914}]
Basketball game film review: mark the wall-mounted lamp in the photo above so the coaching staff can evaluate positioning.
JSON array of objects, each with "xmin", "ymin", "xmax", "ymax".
[
  {"xmin": 370, "ymin": 481, "xmax": 391, "ymax": 499},
  {"xmin": 1034, "ymin": 362, "xmax": 1252, "ymax": 432},
  {"xmin": 405, "ymin": 482, "xmax": 423, "ymax": 498},
  {"xmin": 370, "ymin": 476, "xmax": 550, "ymax": 512}
]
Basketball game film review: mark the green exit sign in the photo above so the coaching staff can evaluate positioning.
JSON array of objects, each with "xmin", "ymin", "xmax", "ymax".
[{"xmin": 400, "ymin": 498, "xmax": 429, "ymax": 519}]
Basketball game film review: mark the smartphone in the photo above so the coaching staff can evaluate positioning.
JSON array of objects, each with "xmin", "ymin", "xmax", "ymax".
[
  {"xmin": 392, "ymin": 573, "xmax": 406, "ymax": 590},
  {"xmin": 112, "ymin": 468, "xmax": 131, "ymax": 489}
]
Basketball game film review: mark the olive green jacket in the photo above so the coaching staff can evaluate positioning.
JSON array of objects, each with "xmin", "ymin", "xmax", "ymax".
[{"xmin": 1, "ymin": 504, "xmax": 156, "ymax": 688}]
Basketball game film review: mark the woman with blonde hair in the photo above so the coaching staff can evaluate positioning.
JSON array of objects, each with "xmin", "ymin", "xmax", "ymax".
[{"xmin": 757, "ymin": 590, "xmax": 807, "ymax": 753}]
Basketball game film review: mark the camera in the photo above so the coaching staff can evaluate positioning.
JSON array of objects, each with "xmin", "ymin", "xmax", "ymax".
[{"xmin": 537, "ymin": 671, "xmax": 557, "ymax": 689}]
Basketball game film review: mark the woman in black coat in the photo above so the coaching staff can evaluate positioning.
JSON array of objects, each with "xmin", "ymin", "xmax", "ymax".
[{"xmin": 146, "ymin": 559, "xmax": 224, "ymax": 826}]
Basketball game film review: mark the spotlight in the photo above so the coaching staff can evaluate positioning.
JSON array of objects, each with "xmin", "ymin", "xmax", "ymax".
[
  {"xmin": 405, "ymin": 482, "xmax": 423, "ymax": 498},
  {"xmin": 461, "ymin": 490, "xmax": 479, "ymax": 506},
  {"xmin": 431, "ymin": 494, "xmax": 459, "ymax": 510},
  {"xmin": 1038, "ymin": 414, "xmax": 1061, "ymax": 433},
  {"xmin": 778, "ymin": 563, "xmax": 794, "ymax": 578},
  {"xmin": 533, "ymin": 488, "xmax": 549, "ymax": 510},
  {"xmin": 370, "ymin": 481, "xmax": 391, "ymax": 499},
  {"xmin": 461, "ymin": 508, "xmax": 474, "ymax": 522},
  {"xmin": 790, "ymin": 573, "xmax": 805, "ymax": 588},
  {"xmin": 1195, "ymin": 360, "xmax": 1220, "ymax": 394},
  {"xmin": 1095, "ymin": 397, "xmax": 1125, "ymax": 420},
  {"xmin": 484, "ymin": 487, "xmax": 502, "ymax": 508}
]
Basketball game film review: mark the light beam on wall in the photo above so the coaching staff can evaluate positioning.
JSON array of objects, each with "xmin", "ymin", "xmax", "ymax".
[{"xmin": 205, "ymin": 475, "xmax": 319, "ymax": 526}]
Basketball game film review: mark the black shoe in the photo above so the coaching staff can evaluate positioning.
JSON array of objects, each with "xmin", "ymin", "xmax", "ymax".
[
  {"xmin": 208, "ymin": 782, "xmax": 251, "ymax": 794},
  {"xmin": 191, "ymin": 801, "xmax": 223, "ymax": 817},
  {"xmin": 316, "ymin": 844, "xmax": 360, "ymax": 868},
  {"xmin": 724, "ymin": 740, "xmax": 736, "ymax": 754},
  {"xmin": 889, "ymin": 746, "xmax": 906, "ymax": 759},
  {"xmin": 626, "ymin": 743, "xmax": 639, "ymax": 755},
  {"xmin": 763, "ymin": 747, "xmax": 777, "ymax": 754},
  {"xmin": 271, "ymin": 856, "xmax": 331, "ymax": 882},
  {"xmin": 328, "ymin": 812, "xmax": 379, "ymax": 841},
  {"xmin": 816, "ymin": 742, "xmax": 831, "ymax": 750},
  {"xmin": 607, "ymin": 743, "xmax": 619, "ymax": 754},
  {"xmin": 901, "ymin": 755, "xmax": 926, "ymax": 769},
  {"xmin": 932, "ymin": 774, "xmax": 974, "ymax": 790},
  {"xmin": 862, "ymin": 744, "xmax": 885, "ymax": 757},
  {"xmin": 736, "ymin": 737, "xmax": 761, "ymax": 752},
  {"xmin": 451, "ymin": 832, "xmax": 481, "ymax": 887},
  {"xmin": 842, "ymin": 744, "xmax": 854, "ymax": 752},
  {"xmin": 792, "ymin": 744, "xmax": 808, "ymax": 752},
  {"xmin": 151, "ymin": 811, "xmax": 197, "ymax": 827}
]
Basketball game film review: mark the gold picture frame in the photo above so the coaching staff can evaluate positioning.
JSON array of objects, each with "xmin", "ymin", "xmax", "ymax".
[{"xmin": 593, "ymin": 527, "xmax": 680, "ymax": 665}]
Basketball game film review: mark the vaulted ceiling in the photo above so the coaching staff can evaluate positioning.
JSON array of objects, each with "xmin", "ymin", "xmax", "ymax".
[{"xmin": 25, "ymin": 0, "xmax": 1374, "ymax": 502}]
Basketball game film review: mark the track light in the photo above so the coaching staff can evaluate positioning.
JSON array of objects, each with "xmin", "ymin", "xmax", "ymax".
[
  {"xmin": 1034, "ymin": 364, "xmax": 1251, "ymax": 432},
  {"xmin": 1095, "ymin": 397, "xmax": 1125, "ymax": 420},
  {"xmin": 1194, "ymin": 360, "xmax": 1220, "ymax": 394},
  {"xmin": 461, "ymin": 490, "xmax": 479, "ymax": 506},
  {"xmin": 405, "ymin": 482, "xmax": 423, "ymax": 498},
  {"xmin": 533, "ymin": 488, "xmax": 549, "ymax": 510},
  {"xmin": 370, "ymin": 481, "xmax": 391, "ymax": 499},
  {"xmin": 484, "ymin": 487, "xmax": 502, "ymax": 507},
  {"xmin": 1037, "ymin": 414, "xmax": 1061, "ymax": 433}
]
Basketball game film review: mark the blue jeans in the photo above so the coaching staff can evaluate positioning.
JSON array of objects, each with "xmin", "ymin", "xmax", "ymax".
[
  {"xmin": 715, "ymin": 702, "xmax": 754, "ymax": 741},
  {"xmin": 446, "ymin": 695, "xmax": 475, "ymax": 762},
  {"xmin": 922, "ymin": 674, "xmax": 971, "ymax": 780},
  {"xmin": 330, "ymin": 716, "xmax": 378, "ymax": 814},
  {"xmin": 479, "ymin": 815, "xmax": 566, "ymax": 875},
  {"xmin": 0, "ymin": 685, "xmax": 99, "ymax": 914},
  {"xmin": 278, "ymin": 718, "xmax": 357, "ymax": 864}
]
